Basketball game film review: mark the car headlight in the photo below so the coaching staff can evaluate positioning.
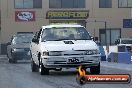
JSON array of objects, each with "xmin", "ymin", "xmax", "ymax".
[
  {"xmin": 84, "ymin": 50, "xmax": 100, "ymax": 55},
  {"xmin": 49, "ymin": 51, "xmax": 62, "ymax": 56},
  {"xmin": 93, "ymin": 50, "xmax": 100, "ymax": 54},
  {"xmin": 43, "ymin": 52, "xmax": 49, "ymax": 56},
  {"xmin": 12, "ymin": 48, "xmax": 24, "ymax": 52}
]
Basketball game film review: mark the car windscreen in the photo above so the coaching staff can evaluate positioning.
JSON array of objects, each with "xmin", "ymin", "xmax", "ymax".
[
  {"xmin": 12, "ymin": 34, "xmax": 33, "ymax": 44},
  {"xmin": 121, "ymin": 40, "xmax": 132, "ymax": 44},
  {"xmin": 41, "ymin": 27, "xmax": 91, "ymax": 41}
]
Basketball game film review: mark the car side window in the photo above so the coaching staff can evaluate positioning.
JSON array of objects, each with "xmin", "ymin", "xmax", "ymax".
[
  {"xmin": 34, "ymin": 32, "xmax": 38, "ymax": 39},
  {"xmin": 32, "ymin": 29, "xmax": 42, "ymax": 43},
  {"xmin": 32, "ymin": 31, "xmax": 39, "ymax": 42}
]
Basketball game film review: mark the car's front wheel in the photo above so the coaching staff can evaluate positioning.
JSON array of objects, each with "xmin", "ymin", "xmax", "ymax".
[
  {"xmin": 39, "ymin": 62, "xmax": 49, "ymax": 75},
  {"xmin": 31, "ymin": 60, "xmax": 38, "ymax": 72},
  {"xmin": 90, "ymin": 63, "xmax": 100, "ymax": 74},
  {"xmin": 9, "ymin": 58, "xmax": 17, "ymax": 63},
  {"xmin": 12, "ymin": 58, "xmax": 17, "ymax": 63},
  {"xmin": 11, "ymin": 53, "xmax": 17, "ymax": 63},
  {"xmin": 8, "ymin": 59, "xmax": 13, "ymax": 63}
]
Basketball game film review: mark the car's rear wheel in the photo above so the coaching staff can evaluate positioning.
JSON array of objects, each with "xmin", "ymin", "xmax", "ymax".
[
  {"xmin": 39, "ymin": 61, "xmax": 49, "ymax": 75},
  {"xmin": 90, "ymin": 63, "xmax": 100, "ymax": 74}
]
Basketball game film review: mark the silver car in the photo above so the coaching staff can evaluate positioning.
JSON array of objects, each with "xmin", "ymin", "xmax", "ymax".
[{"xmin": 7, "ymin": 32, "xmax": 33, "ymax": 63}]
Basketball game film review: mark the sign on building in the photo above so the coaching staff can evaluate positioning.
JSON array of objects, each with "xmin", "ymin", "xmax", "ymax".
[
  {"xmin": 15, "ymin": 11, "xmax": 35, "ymax": 22},
  {"xmin": 46, "ymin": 10, "xmax": 89, "ymax": 19},
  {"xmin": 123, "ymin": 19, "xmax": 132, "ymax": 28}
]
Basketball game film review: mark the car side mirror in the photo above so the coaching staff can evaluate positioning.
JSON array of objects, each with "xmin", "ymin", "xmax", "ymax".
[
  {"xmin": 32, "ymin": 38, "xmax": 39, "ymax": 43},
  {"xmin": 92, "ymin": 37, "xmax": 98, "ymax": 41},
  {"xmin": 91, "ymin": 37, "xmax": 94, "ymax": 40},
  {"xmin": 94, "ymin": 37, "xmax": 98, "ymax": 41}
]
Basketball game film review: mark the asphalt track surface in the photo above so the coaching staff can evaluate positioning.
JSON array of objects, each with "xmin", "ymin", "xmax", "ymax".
[{"xmin": 0, "ymin": 56, "xmax": 131, "ymax": 88}]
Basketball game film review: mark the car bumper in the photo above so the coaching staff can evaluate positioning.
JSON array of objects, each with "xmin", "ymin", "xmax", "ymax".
[
  {"xmin": 41, "ymin": 55, "xmax": 100, "ymax": 68},
  {"xmin": 12, "ymin": 51, "xmax": 31, "ymax": 60}
]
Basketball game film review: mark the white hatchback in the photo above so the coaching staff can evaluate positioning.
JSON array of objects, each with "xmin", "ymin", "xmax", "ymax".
[{"xmin": 30, "ymin": 24, "xmax": 100, "ymax": 75}]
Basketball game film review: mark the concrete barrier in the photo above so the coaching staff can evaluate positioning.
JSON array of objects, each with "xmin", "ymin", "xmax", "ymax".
[
  {"xmin": 107, "ymin": 52, "xmax": 132, "ymax": 64},
  {"xmin": 109, "ymin": 46, "xmax": 118, "ymax": 53},
  {"xmin": 107, "ymin": 52, "xmax": 118, "ymax": 63},
  {"xmin": 101, "ymin": 45, "xmax": 132, "ymax": 64},
  {"xmin": 118, "ymin": 52, "xmax": 132, "ymax": 64},
  {"xmin": 102, "ymin": 45, "xmax": 126, "ymax": 59}
]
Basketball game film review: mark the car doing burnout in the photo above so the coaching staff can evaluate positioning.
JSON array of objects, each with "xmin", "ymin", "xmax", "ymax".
[{"xmin": 30, "ymin": 24, "xmax": 100, "ymax": 75}]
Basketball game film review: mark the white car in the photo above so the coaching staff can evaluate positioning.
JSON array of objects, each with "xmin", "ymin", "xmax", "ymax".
[
  {"xmin": 30, "ymin": 24, "xmax": 100, "ymax": 75},
  {"xmin": 115, "ymin": 38, "xmax": 132, "ymax": 51}
]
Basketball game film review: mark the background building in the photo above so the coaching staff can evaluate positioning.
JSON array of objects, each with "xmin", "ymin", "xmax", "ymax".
[{"xmin": 0, "ymin": 0, "xmax": 132, "ymax": 46}]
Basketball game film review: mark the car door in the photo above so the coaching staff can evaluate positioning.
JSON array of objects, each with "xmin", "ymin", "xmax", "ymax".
[
  {"xmin": 31, "ymin": 29, "xmax": 42, "ymax": 65},
  {"xmin": 31, "ymin": 31, "xmax": 39, "ymax": 63}
]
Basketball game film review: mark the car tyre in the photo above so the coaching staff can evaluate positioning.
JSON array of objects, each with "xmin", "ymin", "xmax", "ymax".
[
  {"xmin": 11, "ymin": 53, "xmax": 17, "ymax": 63},
  {"xmin": 39, "ymin": 62, "xmax": 49, "ymax": 75},
  {"xmin": 90, "ymin": 63, "xmax": 100, "ymax": 74},
  {"xmin": 9, "ymin": 59, "xmax": 12, "ymax": 63},
  {"xmin": 12, "ymin": 58, "xmax": 17, "ymax": 63},
  {"xmin": 31, "ymin": 60, "xmax": 38, "ymax": 72}
]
